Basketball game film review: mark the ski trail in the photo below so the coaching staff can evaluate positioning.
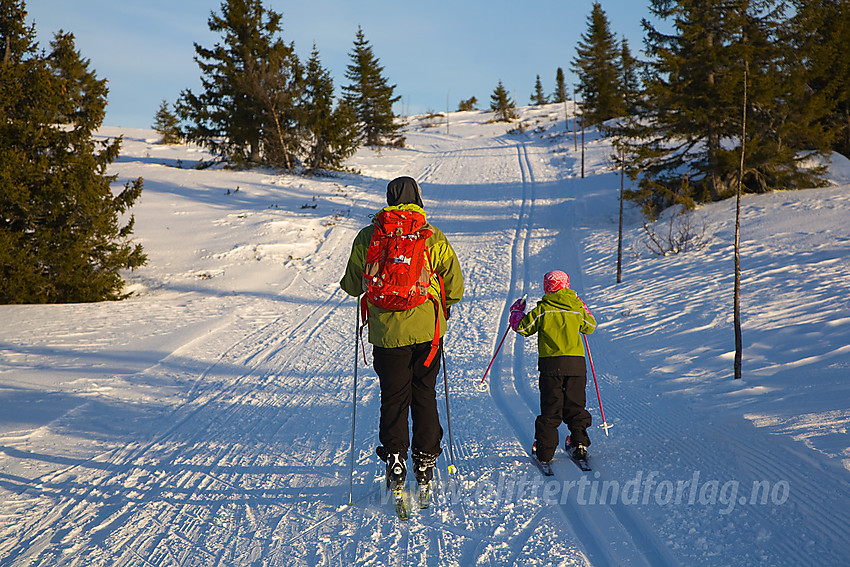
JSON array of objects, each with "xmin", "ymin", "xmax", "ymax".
[
  {"xmin": 485, "ymin": 141, "xmax": 622, "ymax": 566},
  {"xmin": 485, "ymin": 139, "xmax": 681, "ymax": 566},
  {"xmin": 0, "ymin": 280, "xmax": 360, "ymax": 565},
  {"xmin": 518, "ymin": 166, "xmax": 682, "ymax": 567}
]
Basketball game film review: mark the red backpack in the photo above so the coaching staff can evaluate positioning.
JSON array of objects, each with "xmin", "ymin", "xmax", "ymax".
[
  {"xmin": 362, "ymin": 208, "xmax": 446, "ymax": 366},
  {"xmin": 363, "ymin": 208, "xmax": 433, "ymax": 310}
]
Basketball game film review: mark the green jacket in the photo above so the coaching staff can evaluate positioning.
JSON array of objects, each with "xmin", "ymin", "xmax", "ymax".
[
  {"xmin": 517, "ymin": 288, "xmax": 597, "ymax": 358},
  {"xmin": 339, "ymin": 204, "xmax": 464, "ymax": 348}
]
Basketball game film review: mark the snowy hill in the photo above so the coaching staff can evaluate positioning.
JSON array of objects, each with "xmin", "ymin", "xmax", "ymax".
[{"xmin": 1, "ymin": 104, "xmax": 849, "ymax": 566}]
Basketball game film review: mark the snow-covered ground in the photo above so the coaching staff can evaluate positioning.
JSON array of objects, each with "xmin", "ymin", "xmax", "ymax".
[{"xmin": 1, "ymin": 104, "xmax": 848, "ymax": 566}]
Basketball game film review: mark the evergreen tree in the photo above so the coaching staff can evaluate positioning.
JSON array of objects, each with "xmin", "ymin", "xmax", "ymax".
[
  {"xmin": 531, "ymin": 74, "xmax": 547, "ymax": 105},
  {"xmin": 571, "ymin": 2, "xmax": 623, "ymax": 125},
  {"xmin": 0, "ymin": 3, "xmax": 145, "ymax": 303},
  {"xmin": 619, "ymin": 0, "xmax": 830, "ymax": 217},
  {"xmin": 177, "ymin": 0, "xmax": 301, "ymax": 167},
  {"xmin": 153, "ymin": 99, "xmax": 181, "ymax": 144},
  {"xmin": 789, "ymin": 0, "xmax": 850, "ymax": 158},
  {"xmin": 343, "ymin": 26, "xmax": 403, "ymax": 147},
  {"xmin": 301, "ymin": 45, "xmax": 359, "ymax": 172},
  {"xmin": 238, "ymin": 33, "xmax": 303, "ymax": 170},
  {"xmin": 458, "ymin": 96, "xmax": 478, "ymax": 111},
  {"xmin": 553, "ymin": 67, "xmax": 568, "ymax": 104},
  {"xmin": 490, "ymin": 80, "xmax": 517, "ymax": 122},
  {"xmin": 618, "ymin": 38, "xmax": 640, "ymax": 116},
  {"xmin": 739, "ymin": 3, "xmax": 831, "ymax": 192}
]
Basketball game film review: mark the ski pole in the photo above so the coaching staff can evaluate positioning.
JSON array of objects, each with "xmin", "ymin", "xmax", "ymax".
[
  {"xmin": 440, "ymin": 341, "xmax": 458, "ymax": 475},
  {"xmin": 347, "ymin": 297, "xmax": 360, "ymax": 506},
  {"xmin": 476, "ymin": 294, "xmax": 526, "ymax": 391},
  {"xmin": 583, "ymin": 334, "xmax": 612, "ymax": 435}
]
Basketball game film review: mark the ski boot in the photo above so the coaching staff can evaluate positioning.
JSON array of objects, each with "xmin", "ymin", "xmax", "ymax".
[{"xmin": 385, "ymin": 453, "xmax": 407, "ymax": 491}]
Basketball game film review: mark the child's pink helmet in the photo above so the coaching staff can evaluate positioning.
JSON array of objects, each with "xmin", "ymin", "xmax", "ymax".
[{"xmin": 543, "ymin": 270, "xmax": 570, "ymax": 294}]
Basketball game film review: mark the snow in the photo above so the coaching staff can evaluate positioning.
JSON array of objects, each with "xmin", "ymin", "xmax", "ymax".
[{"xmin": 1, "ymin": 104, "xmax": 849, "ymax": 566}]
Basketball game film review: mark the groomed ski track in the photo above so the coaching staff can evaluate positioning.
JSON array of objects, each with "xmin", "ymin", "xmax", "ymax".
[
  {"xmin": 2, "ymin": 113, "xmax": 850, "ymax": 566},
  {"xmin": 480, "ymin": 140, "xmax": 679, "ymax": 567}
]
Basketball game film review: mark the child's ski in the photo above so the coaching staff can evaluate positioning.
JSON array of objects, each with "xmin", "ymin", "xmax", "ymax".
[
  {"xmin": 569, "ymin": 454, "xmax": 592, "ymax": 472},
  {"xmin": 531, "ymin": 443, "xmax": 554, "ymax": 476}
]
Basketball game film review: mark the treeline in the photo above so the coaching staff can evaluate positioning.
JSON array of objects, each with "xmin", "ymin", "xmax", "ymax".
[
  {"xmin": 155, "ymin": 0, "xmax": 403, "ymax": 172},
  {"xmin": 569, "ymin": 0, "xmax": 850, "ymax": 217}
]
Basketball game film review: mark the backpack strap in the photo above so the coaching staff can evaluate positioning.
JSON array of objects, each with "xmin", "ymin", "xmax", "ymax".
[
  {"xmin": 423, "ymin": 296, "xmax": 441, "ymax": 367},
  {"xmin": 422, "ymin": 274, "xmax": 449, "ymax": 368}
]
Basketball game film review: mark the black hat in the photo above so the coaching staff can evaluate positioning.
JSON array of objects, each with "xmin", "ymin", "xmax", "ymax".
[{"xmin": 386, "ymin": 176, "xmax": 424, "ymax": 208}]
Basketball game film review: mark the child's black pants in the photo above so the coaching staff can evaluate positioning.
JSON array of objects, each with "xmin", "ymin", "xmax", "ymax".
[{"xmin": 535, "ymin": 372, "xmax": 592, "ymax": 462}]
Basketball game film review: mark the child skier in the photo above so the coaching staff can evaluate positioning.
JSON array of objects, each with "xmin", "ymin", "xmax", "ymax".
[{"xmin": 510, "ymin": 270, "xmax": 597, "ymax": 464}]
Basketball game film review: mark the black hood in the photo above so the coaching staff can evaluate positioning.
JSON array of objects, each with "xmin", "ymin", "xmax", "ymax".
[{"xmin": 386, "ymin": 176, "xmax": 424, "ymax": 208}]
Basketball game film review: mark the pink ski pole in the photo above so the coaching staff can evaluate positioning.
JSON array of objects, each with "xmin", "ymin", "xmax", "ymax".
[
  {"xmin": 476, "ymin": 295, "xmax": 526, "ymax": 391},
  {"xmin": 583, "ymin": 334, "xmax": 612, "ymax": 435}
]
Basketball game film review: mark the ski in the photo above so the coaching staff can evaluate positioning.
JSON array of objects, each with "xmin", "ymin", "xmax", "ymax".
[
  {"xmin": 392, "ymin": 489, "xmax": 409, "ymax": 520},
  {"xmin": 418, "ymin": 483, "xmax": 431, "ymax": 509},
  {"xmin": 531, "ymin": 443, "xmax": 554, "ymax": 476},
  {"xmin": 565, "ymin": 438, "xmax": 592, "ymax": 472},
  {"xmin": 535, "ymin": 456, "xmax": 554, "ymax": 476},
  {"xmin": 569, "ymin": 454, "xmax": 592, "ymax": 472}
]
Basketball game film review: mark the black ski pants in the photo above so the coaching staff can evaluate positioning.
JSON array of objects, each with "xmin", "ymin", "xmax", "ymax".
[
  {"xmin": 373, "ymin": 341, "xmax": 443, "ymax": 459},
  {"xmin": 535, "ymin": 372, "xmax": 592, "ymax": 462}
]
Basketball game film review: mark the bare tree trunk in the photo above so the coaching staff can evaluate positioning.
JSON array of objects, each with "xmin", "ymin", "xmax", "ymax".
[
  {"xmin": 706, "ymin": 25, "xmax": 721, "ymax": 201},
  {"xmin": 617, "ymin": 144, "xmax": 624, "ymax": 284},
  {"xmin": 573, "ymin": 92, "xmax": 578, "ymax": 152},
  {"xmin": 581, "ymin": 109, "xmax": 585, "ymax": 179},
  {"xmin": 269, "ymin": 109, "xmax": 292, "ymax": 171},
  {"xmin": 734, "ymin": 68, "xmax": 747, "ymax": 380}
]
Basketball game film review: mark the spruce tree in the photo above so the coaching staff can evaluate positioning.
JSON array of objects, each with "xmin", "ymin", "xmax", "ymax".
[
  {"xmin": 0, "ymin": 3, "xmax": 145, "ymax": 303},
  {"xmin": 789, "ymin": 0, "xmax": 850, "ymax": 158},
  {"xmin": 531, "ymin": 75, "xmax": 547, "ymax": 106},
  {"xmin": 177, "ymin": 0, "xmax": 301, "ymax": 168},
  {"xmin": 153, "ymin": 100, "xmax": 181, "ymax": 144},
  {"xmin": 343, "ymin": 26, "xmax": 403, "ymax": 147},
  {"xmin": 458, "ymin": 96, "xmax": 478, "ymax": 111},
  {"xmin": 553, "ymin": 67, "xmax": 568, "ymax": 104},
  {"xmin": 619, "ymin": 0, "xmax": 830, "ymax": 217},
  {"xmin": 740, "ymin": 3, "xmax": 831, "ymax": 192},
  {"xmin": 618, "ymin": 38, "xmax": 640, "ymax": 116},
  {"xmin": 572, "ymin": 2, "xmax": 623, "ymax": 125},
  {"xmin": 490, "ymin": 80, "xmax": 517, "ymax": 122},
  {"xmin": 302, "ymin": 45, "xmax": 359, "ymax": 172},
  {"xmin": 633, "ymin": 0, "xmax": 749, "ymax": 210}
]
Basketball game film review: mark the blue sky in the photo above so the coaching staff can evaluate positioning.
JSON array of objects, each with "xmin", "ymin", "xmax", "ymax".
[{"xmin": 27, "ymin": 0, "xmax": 653, "ymax": 129}]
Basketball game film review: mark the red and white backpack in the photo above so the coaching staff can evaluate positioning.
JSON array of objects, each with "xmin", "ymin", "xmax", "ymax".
[{"xmin": 361, "ymin": 208, "xmax": 446, "ymax": 366}]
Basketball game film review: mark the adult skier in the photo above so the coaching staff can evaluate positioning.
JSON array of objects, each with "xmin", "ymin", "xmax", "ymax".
[{"xmin": 340, "ymin": 176, "xmax": 464, "ymax": 497}]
